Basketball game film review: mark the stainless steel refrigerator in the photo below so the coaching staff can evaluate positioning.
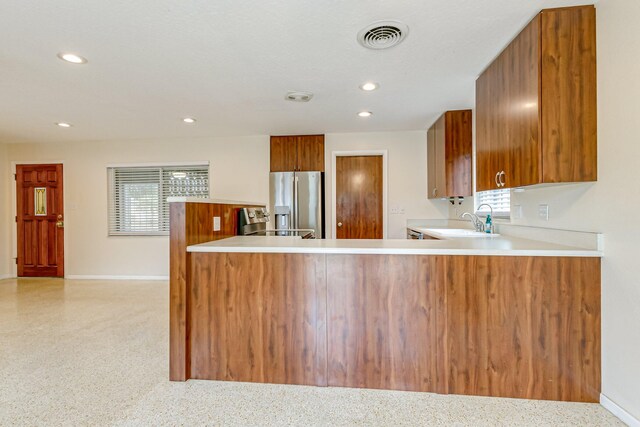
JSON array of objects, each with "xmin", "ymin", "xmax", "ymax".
[{"xmin": 270, "ymin": 171, "xmax": 323, "ymax": 238}]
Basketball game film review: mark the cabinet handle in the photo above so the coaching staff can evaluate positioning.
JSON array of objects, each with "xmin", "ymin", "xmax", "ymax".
[
  {"xmin": 499, "ymin": 171, "xmax": 506, "ymax": 187},
  {"xmin": 495, "ymin": 172, "xmax": 500, "ymax": 188}
]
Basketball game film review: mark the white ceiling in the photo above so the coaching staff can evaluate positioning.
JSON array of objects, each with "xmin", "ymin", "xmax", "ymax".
[{"xmin": 0, "ymin": 0, "xmax": 593, "ymax": 144}]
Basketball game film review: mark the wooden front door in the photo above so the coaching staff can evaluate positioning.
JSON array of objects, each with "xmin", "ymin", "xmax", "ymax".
[
  {"xmin": 335, "ymin": 155, "xmax": 383, "ymax": 239},
  {"xmin": 16, "ymin": 164, "xmax": 64, "ymax": 277}
]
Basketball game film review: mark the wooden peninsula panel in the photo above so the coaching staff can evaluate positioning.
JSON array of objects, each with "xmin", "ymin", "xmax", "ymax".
[
  {"xmin": 189, "ymin": 252, "xmax": 327, "ymax": 386},
  {"xmin": 326, "ymin": 255, "xmax": 443, "ymax": 392},
  {"xmin": 169, "ymin": 201, "xmax": 263, "ymax": 381},
  {"xmin": 170, "ymin": 227, "xmax": 601, "ymax": 402},
  {"xmin": 444, "ymin": 256, "xmax": 601, "ymax": 402}
]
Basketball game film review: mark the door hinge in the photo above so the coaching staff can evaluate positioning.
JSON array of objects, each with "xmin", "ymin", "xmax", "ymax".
[
  {"xmin": 14, "ymin": 173, "xmax": 17, "ymax": 180},
  {"xmin": 15, "ymin": 215, "xmax": 17, "ymax": 223},
  {"xmin": 15, "ymin": 258, "xmax": 18, "ymax": 265}
]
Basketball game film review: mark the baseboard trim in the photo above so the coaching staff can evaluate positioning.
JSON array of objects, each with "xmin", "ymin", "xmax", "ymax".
[
  {"xmin": 0, "ymin": 274, "xmax": 15, "ymax": 280},
  {"xmin": 65, "ymin": 275, "xmax": 168, "ymax": 281},
  {"xmin": 601, "ymin": 393, "xmax": 640, "ymax": 427}
]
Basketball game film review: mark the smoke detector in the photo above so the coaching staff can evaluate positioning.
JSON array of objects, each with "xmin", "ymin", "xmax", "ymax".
[
  {"xmin": 357, "ymin": 20, "xmax": 409, "ymax": 50},
  {"xmin": 285, "ymin": 91, "xmax": 314, "ymax": 102}
]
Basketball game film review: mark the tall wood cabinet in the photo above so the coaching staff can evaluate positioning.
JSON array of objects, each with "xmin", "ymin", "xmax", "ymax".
[
  {"xmin": 427, "ymin": 110, "xmax": 472, "ymax": 199},
  {"xmin": 476, "ymin": 5, "xmax": 597, "ymax": 191},
  {"xmin": 270, "ymin": 135, "xmax": 325, "ymax": 172}
]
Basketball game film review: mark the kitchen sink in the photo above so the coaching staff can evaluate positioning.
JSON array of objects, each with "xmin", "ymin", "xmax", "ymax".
[{"xmin": 418, "ymin": 228, "xmax": 500, "ymax": 239}]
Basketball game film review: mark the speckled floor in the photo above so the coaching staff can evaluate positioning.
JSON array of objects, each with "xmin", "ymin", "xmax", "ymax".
[{"xmin": 0, "ymin": 278, "xmax": 624, "ymax": 426}]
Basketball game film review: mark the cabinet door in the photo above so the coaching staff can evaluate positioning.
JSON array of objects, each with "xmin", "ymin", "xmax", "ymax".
[
  {"xmin": 476, "ymin": 65, "xmax": 500, "ymax": 192},
  {"xmin": 503, "ymin": 15, "xmax": 541, "ymax": 188},
  {"xmin": 426, "ymin": 125, "xmax": 438, "ymax": 199},
  {"xmin": 270, "ymin": 136, "xmax": 298, "ymax": 172},
  {"xmin": 444, "ymin": 110, "xmax": 472, "ymax": 197},
  {"xmin": 540, "ymin": 6, "xmax": 597, "ymax": 184},
  {"xmin": 434, "ymin": 115, "xmax": 446, "ymax": 198},
  {"xmin": 296, "ymin": 135, "xmax": 325, "ymax": 172}
]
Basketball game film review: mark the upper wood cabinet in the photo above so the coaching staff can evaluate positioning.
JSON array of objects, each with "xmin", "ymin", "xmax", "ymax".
[
  {"xmin": 476, "ymin": 5, "xmax": 597, "ymax": 192},
  {"xmin": 427, "ymin": 110, "xmax": 472, "ymax": 199},
  {"xmin": 270, "ymin": 135, "xmax": 325, "ymax": 172}
]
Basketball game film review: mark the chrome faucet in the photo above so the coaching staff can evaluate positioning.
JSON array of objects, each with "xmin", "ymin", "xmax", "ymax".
[
  {"xmin": 461, "ymin": 212, "xmax": 485, "ymax": 232},
  {"xmin": 476, "ymin": 203, "xmax": 495, "ymax": 234}
]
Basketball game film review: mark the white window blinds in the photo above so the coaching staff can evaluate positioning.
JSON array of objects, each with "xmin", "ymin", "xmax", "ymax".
[
  {"xmin": 108, "ymin": 165, "xmax": 209, "ymax": 235},
  {"xmin": 476, "ymin": 188, "xmax": 511, "ymax": 218}
]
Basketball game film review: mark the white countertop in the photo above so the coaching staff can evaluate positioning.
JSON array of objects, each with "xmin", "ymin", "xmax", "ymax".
[
  {"xmin": 187, "ymin": 235, "xmax": 602, "ymax": 257},
  {"xmin": 167, "ymin": 197, "xmax": 265, "ymax": 206}
]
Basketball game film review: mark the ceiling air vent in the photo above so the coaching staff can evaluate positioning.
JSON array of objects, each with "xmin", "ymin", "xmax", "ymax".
[
  {"xmin": 357, "ymin": 20, "xmax": 409, "ymax": 50},
  {"xmin": 285, "ymin": 91, "xmax": 314, "ymax": 102}
]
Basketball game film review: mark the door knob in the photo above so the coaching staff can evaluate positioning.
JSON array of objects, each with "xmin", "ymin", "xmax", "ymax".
[
  {"xmin": 56, "ymin": 214, "xmax": 64, "ymax": 228},
  {"xmin": 338, "ymin": 222, "xmax": 343, "ymax": 227}
]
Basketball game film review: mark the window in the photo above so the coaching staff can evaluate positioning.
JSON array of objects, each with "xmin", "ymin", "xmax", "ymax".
[
  {"xmin": 108, "ymin": 164, "xmax": 209, "ymax": 235},
  {"xmin": 476, "ymin": 188, "xmax": 510, "ymax": 219}
]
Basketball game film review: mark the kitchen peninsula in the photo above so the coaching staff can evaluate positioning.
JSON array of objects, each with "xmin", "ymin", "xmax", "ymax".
[{"xmin": 169, "ymin": 200, "xmax": 602, "ymax": 403}]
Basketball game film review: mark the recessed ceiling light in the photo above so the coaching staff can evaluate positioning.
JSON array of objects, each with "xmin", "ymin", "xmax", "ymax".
[
  {"xmin": 55, "ymin": 122, "xmax": 72, "ymax": 128},
  {"xmin": 57, "ymin": 53, "xmax": 88, "ymax": 64},
  {"xmin": 360, "ymin": 82, "xmax": 379, "ymax": 91},
  {"xmin": 358, "ymin": 111, "xmax": 373, "ymax": 118},
  {"xmin": 182, "ymin": 117, "xmax": 196, "ymax": 124}
]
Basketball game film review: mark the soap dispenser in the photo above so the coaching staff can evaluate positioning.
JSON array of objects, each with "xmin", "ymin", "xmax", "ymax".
[{"xmin": 485, "ymin": 214, "xmax": 493, "ymax": 234}]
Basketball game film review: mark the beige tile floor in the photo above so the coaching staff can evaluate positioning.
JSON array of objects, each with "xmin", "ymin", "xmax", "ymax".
[{"xmin": 0, "ymin": 278, "xmax": 624, "ymax": 427}]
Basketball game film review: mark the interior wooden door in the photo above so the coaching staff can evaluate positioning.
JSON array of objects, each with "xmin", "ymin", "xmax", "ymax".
[
  {"xmin": 335, "ymin": 156, "xmax": 383, "ymax": 239},
  {"xmin": 16, "ymin": 164, "xmax": 64, "ymax": 277}
]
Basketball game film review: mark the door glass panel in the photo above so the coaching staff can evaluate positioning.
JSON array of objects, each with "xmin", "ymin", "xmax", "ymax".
[{"xmin": 34, "ymin": 187, "xmax": 47, "ymax": 216}]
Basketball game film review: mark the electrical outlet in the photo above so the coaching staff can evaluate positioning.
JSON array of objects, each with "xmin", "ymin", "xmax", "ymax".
[
  {"xmin": 513, "ymin": 204, "xmax": 523, "ymax": 219},
  {"xmin": 538, "ymin": 204, "xmax": 549, "ymax": 221},
  {"xmin": 213, "ymin": 216, "xmax": 221, "ymax": 231},
  {"xmin": 390, "ymin": 206, "xmax": 405, "ymax": 215}
]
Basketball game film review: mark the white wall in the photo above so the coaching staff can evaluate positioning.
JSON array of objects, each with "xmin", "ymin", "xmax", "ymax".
[
  {"xmin": 6, "ymin": 136, "xmax": 270, "ymax": 278},
  {"xmin": 325, "ymin": 131, "xmax": 449, "ymax": 239},
  {"xmin": 455, "ymin": 0, "xmax": 640, "ymax": 419},
  {"xmin": 0, "ymin": 143, "xmax": 11, "ymax": 279},
  {"xmin": 3, "ymin": 131, "xmax": 447, "ymax": 277}
]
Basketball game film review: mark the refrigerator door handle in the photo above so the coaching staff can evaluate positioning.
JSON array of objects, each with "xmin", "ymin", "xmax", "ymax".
[{"xmin": 293, "ymin": 174, "xmax": 298, "ymax": 229}]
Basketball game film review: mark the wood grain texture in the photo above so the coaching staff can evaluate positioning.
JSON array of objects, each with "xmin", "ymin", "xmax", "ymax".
[
  {"xmin": 504, "ymin": 15, "xmax": 541, "ymax": 189},
  {"xmin": 428, "ymin": 111, "xmax": 472, "ymax": 197},
  {"xmin": 189, "ymin": 252, "xmax": 327, "ymax": 386},
  {"xmin": 169, "ymin": 201, "xmax": 264, "ymax": 381},
  {"xmin": 426, "ymin": 125, "xmax": 437, "ymax": 198},
  {"xmin": 16, "ymin": 164, "xmax": 64, "ymax": 277},
  {"xmin": 270, "ymin": 135, "xmax": 325, "ymax": 172},
  {"xmin": 444, "ymin": 256, "xmax": 601, "ymax": 402},
  {"xmin": 475, "ymin": 5, "xmax": 596, "ymax": 190},
  {"xmin": 444, "ymin": 110, "xmax": 473, "ymax": 197},
  {"xmin": 475, "ymin": 68, "xmax": 497, "ymax": 192},
  {"xmin": 434, "ymin": 114, "xmax": 446, "ymax": 197},
  {"xmin": 270, "ymin": 136, "xmax": 298, "ymax": 172},
  {"xmin": 296, "ymin": 135, "xmax": 325, "ymax": 172},
  {"xmin": 326, "ymin": 255, "xmax": 440, "ymax": 392},
  {"xmin": 335, "ymin": 155, "xmax": 383, "ymax": 239},
  {"xmin": 540, "ymin": 5, "xmax": 597, "ymax": 183}
]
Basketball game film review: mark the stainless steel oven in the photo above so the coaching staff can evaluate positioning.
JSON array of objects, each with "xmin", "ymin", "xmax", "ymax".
[
  {"xmin": 407, "ymin": 228, "xmax": 425, "ymax": 240},
  {"xmin": 238, "ymin": 207, "xmax": 316, "ymax": 239}
]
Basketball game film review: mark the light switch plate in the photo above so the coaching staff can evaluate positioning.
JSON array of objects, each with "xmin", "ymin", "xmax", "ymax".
[
  {"xmin": 213, "ymin": 216, "xmax": 221, "ymax": 231},
  {"xmin": 538, "ymin": 204, "xmax": 549, "ymax": 221}
]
